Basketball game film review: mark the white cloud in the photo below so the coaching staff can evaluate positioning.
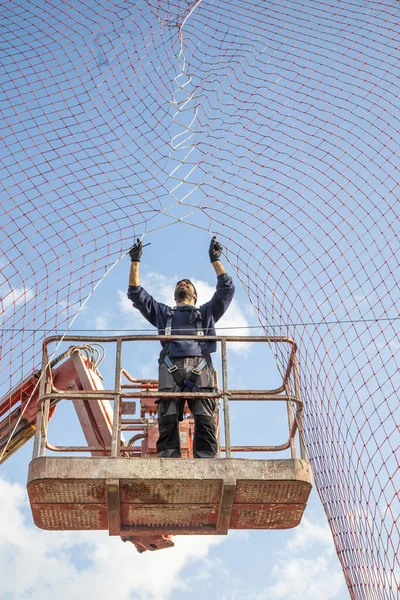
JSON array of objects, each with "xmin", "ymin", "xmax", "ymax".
[
  {"xmin": 88, "ymin": 313, "xmax": 117, "ymax": 331},
  {"xmin": 93, "ymin": 315, "xmax": 109, "ymax": 331},
  {"xmin": 287, "ymin": 516, "xmax": 337, "ymax": 553},
  {"xmin": 117, "ymin": 290, "xmax": 152, "ymax": 331},
  {"xmin": 263, "ymin": 555, "xmax": 345, "ymax": 600},
  {"xmin": 0, "ymin": 285, "xmax": 34, "ymax": 323},
  {"xmin": 145, "ymin": 272, "xmax": 176, "ymax": 306},
  {"xmin": 0, "ymin": 475, "xmax": 224, "ymax": 600},
  {"xmin": 256, "ymin": 517, "xmax": 345, "ymax": 600}
]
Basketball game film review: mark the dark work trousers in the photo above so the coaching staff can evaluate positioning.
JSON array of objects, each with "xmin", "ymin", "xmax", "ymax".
[{"xmin": 157, "ymin": 357, "xmax": 218, "ymax": 458}]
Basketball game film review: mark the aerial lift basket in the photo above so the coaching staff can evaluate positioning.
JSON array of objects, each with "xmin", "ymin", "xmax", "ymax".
[{"xmin": 26, "ymin": 335, "xmax": 312, "ymax": 539}]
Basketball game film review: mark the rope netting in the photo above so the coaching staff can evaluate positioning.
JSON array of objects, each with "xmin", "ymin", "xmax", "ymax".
[{"xmin": 1, "ymin": 0, "xmax": 400, "ymax": 597}]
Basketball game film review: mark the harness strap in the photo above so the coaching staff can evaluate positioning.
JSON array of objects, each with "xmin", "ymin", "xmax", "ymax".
[
  {"xmin": 163, "ymin": 355, "xmax": 208, "ymax": 390},
  {"xmin": 160, "ymin": 307, "xmax": 207, "ymax": 366},
  {"xmin": 194, "ymin": 309, "xmax": 213, "ymax": 370},
  {"xmin": 165, "ymin": 310, "xmax": 174, "ymax": 336},
  {"xmin": 160, "ymin": 307, "xmax": 213, "ymax": 420}
]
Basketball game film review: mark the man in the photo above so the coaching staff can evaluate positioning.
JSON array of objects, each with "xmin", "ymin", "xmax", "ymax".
[{"xmin": 127, "ymin": 236, "xmax": 235, "ymax": 458}]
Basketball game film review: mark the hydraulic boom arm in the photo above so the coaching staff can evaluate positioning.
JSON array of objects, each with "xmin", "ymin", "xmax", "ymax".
[{"xmin": 0, "ymin": 345, "xmax": 174, "ymax": 554}]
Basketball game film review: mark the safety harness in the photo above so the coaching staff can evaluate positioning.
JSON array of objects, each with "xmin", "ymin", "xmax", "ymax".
[{"xmin": 159, "ymin": 306, "xmax": 213, "ymax": 421}]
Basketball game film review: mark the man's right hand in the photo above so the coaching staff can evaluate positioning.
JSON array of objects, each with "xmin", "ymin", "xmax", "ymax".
[
  {"xmin": 209, "ymin": 236, "xmax": 223, "ymax": 263},
  {"xmin": 129, "ymin": 238, "xmax": 143, "ymax": 262}
]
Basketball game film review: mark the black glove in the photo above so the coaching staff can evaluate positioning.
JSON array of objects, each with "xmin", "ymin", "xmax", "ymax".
[
  {"xmin": 128, "ymin": 238, "xmax": 143, "ymax": 262},
  {"xmin": 209, "ymin": 236, "xmax": 223, "ymax": 262}
]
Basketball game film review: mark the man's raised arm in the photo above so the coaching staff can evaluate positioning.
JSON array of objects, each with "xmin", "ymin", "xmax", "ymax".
[
  {"xmin": 212, "ymin": 260, "xmax": 226, "ymax": 276},
  {"xmin": 208, "ymin": 236, "xmax": 235, "ymax": 320},
  {"xmin": 127, "ymin": 238, "xmax": 167, "ymax": 328},
  {"xmin": 128, "ymin": 238, "xmax": 142, "ymax": 286},
  {"xmin": 209, "ymin": 236, "xmax": 226, "ymax": 276}
]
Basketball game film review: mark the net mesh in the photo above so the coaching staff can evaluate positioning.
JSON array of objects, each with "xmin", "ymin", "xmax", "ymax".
[{"xmin": 1, "ymin": 1, "xmax": 400, "ymax": 597}]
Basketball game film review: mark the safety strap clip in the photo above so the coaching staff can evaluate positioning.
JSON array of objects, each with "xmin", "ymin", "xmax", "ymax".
[
  {"xmin": 191, "ymin": 358, "xmax": 208, "ymax": 376},
  {"xmin": 164, "ymin": 355, "xmax": 178, "ymax": 373},
  {"xmin": 195, "ymin": 312, "xmax": 204, "ymax": 336},
  {"xmin": 164, "ymin": 310, "xmax": 175, "ymax": 337}
]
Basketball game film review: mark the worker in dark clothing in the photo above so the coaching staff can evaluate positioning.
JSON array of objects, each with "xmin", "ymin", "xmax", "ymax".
[{"xmin": 127, "ymin": 237, "xmax": 235, "ymax": 458}]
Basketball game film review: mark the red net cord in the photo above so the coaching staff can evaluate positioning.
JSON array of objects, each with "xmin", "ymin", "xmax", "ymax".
[{"xmin": 1, "ymin": 2, "xmax": 400, "ymax": 597}]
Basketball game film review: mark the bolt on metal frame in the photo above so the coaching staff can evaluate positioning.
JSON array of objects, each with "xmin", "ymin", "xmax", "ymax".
[{"xmin": 32, "ymin": 335, "xmax": 306, "ymax": 461}]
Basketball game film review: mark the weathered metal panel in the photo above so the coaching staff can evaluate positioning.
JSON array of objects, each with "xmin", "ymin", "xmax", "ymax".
[
  {"xmin": 121, "ymin": 504, "xmax": 218, "ymax": 529},
  {"xmin": 28, "ymin": 479, "xmax": 106, "ymax": 503},
  {"xmin": 230, "ymin": 503, "xmax": 306, "ymax": 529},
  {"xmin": 31, "ymin": 503, "xmax": 107, "ymax": 530},
  {"xmin": 235, "ymin": 479, "xmax": 311, "ymax": 504},
  {"xmin": 120, "ymin": 479, "xmax": 221, "ymax": 504}
]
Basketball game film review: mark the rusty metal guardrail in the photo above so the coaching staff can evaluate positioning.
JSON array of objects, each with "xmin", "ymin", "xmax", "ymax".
[{"xmin": 33, "ymin": 335, "xmax": 306, "ymax": 461}]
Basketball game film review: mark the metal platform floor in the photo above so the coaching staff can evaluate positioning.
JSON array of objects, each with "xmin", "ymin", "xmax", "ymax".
[{"xmin": 27, "ymin": 457, "xmax": 312, "ymax": 535}]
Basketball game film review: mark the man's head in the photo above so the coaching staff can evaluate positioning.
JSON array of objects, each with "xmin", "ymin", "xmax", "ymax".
[{"xmin": 174, "ymin": 279, "xmax": 197, "ymax": 306}]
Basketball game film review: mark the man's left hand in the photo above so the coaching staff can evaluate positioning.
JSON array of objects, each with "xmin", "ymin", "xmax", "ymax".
[{"xmin": 129, "ymin": 238, "xmax": 143, "ymax": 262}]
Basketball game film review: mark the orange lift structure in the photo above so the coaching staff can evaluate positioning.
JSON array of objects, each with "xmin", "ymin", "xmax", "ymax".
[{"xmin": 1, "ymin": 335, "xmax": 312, "ymax": 553}]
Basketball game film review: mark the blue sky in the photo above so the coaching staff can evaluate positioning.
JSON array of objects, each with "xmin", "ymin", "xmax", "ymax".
[
  {"xmin": 0, "ymin": 229, "xmax": 350, "ymax": 599},
  {"xmin": 2, "ymin": 0, "xmax": 400, "ymax": 597}
]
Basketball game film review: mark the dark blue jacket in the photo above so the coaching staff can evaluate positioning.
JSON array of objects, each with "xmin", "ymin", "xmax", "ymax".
[{"xmin": 127, "ymin": 273, "xmax": 235, "ymax": 357}]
